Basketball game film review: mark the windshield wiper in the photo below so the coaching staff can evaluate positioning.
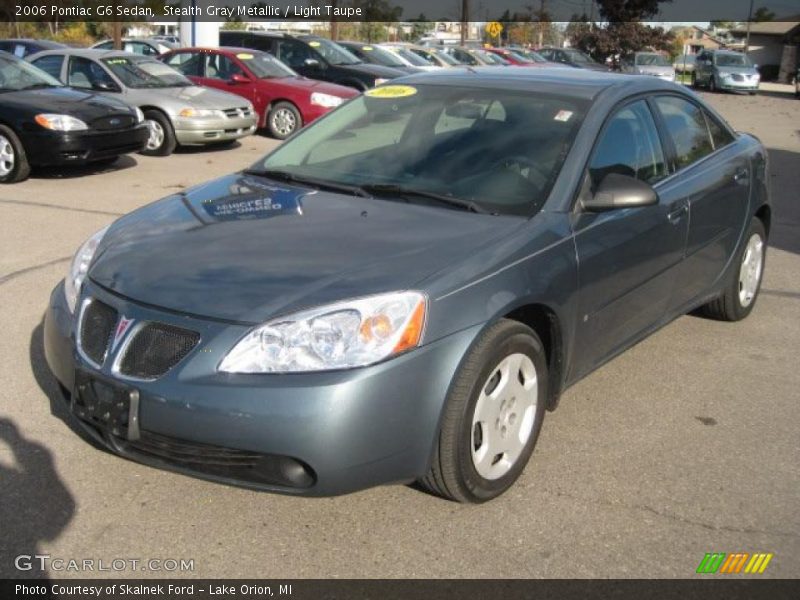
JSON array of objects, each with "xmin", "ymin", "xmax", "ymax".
[
  {"xmin": 242, "ymin": 168, "xmax": 371, "ymax": 197},
  {"xmin": 358, "ymin": 184, "xmax": 487, "ymax": 214}
]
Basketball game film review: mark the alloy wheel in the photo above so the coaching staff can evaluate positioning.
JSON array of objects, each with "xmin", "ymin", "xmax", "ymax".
[
  {"xmin": 271, "ymin": 108, "xmax": 297, "ymax": 137},
  {"xmin": 0, "ymin": 135, "xmax": 15, "ymax": 177},
  {"xmin": 471, "ymin": 352, "xmax": 538, "ymax": 480},
  {"xmin": 146, "ymin": 119, "xmax": 165, "ymax": 151},
  {"xmin": 738, "ymin": 233, "xmax": 764, "ymax": 308}
]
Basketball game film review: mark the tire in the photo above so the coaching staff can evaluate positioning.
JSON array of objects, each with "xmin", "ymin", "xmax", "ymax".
[
  {"xmin": 709, "ymin": 76, "xmax": 717, "ymax": 93},
  {"xmin": 267, "ymin": 102, "xmax": 302, "ymax": 140},
  {"xmin": 419, "ymin": 319, "xmax": 548, "ymax": 503},
  {"xmin": 0, "ymin": 124, "xmax": 31, "ymax": 183},
  {"xmin": 141, "ymin": 110, "xmax": 176, "ymax": 156},
  {"xmin": 701, "ymin": 217, "xmax": 767, "ymax": 321},
  {"xmin": 690, "ymin": 72, "xmax": 697, "ymax": 88}
]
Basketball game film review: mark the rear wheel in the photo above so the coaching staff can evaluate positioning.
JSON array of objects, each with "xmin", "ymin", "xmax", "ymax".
[
  {"xmin": 0, "ymin": 125, "xmax": 30, "ymax": 183},
  {"xmin": 141, "ymin": 110, "xmax": 176, "ymax": 156},
  {"xmin": 419, "ymin": 319, "xmax": 548, "ymax": 503},
  {"xmin": 709, "ymin": 76, "xmax": 718, "ymax": 92},
  {"xmin": 267, "ymin": 102, "xmax": 302, "ymax": 140},
  {"xmin": 701, "ymin": 217, "xmax": 766, "ymax": 321},
  {"xmin": 690, "ymin": 72, "xmax": 698, "ymax": 88}
]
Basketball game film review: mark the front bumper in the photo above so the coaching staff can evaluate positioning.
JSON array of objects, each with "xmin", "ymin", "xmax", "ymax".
[
  {"xmin": 718, "ymin": 77, "xmax": 759, "ymax": 91},
  {"xmin": 22, "ymin": 124, "xmax": 149, "ymax": 167},
  {"xmin": 44, "ymin": 280, "xmax": 481, "ymax": 496},
  {"xmin": 173, "ymin": 114, "xmax": 257, "ymax": 145}
]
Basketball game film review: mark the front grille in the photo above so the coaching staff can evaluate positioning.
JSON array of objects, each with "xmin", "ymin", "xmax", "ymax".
[
  {"xmin": 91, "ymin": 115, "xmax": 135, "ymax": 131},
  {"xmin": 223, "ymin": 107, "xmax": 253, "ymax": 119},
  {"xmin": 116, "ymin": 431, "xmax": 316, "ymax": 488},
  {"xmin": 118, "ymin": 322, "xmax": 200, "ymax": 379},
  {"xmin": 79, "ymin": 300, "xmax": 118, "ymax": 366}
]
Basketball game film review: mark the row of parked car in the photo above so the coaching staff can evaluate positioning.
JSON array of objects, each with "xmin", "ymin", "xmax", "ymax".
[{"xmin": 0, "ymin": 31, "xmax": 772, "ymax": 184}]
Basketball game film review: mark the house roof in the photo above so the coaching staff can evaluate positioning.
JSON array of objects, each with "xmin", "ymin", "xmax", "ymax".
[{"xmin": 732, "ymin": 21, "xmax": 800, "ymax": 36}]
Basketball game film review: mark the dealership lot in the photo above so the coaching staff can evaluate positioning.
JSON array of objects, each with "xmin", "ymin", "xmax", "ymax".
[{"xmin": 0, "ymin": 89, "xmax": 798, "ymax": 578}]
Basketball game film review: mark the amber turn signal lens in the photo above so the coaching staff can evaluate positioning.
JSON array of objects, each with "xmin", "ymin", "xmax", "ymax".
[{"xmin": 393, "ymin": 300, "xmax": 426, "ymax": 353}]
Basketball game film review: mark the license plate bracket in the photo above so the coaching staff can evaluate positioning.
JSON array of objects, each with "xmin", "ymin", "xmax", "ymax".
[{"xmin": 72, "ymin": 371, "xmax": 141, "ymax": 441}]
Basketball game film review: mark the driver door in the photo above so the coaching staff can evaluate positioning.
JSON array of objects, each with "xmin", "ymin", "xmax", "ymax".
[{"xmin": 570, "ymin": 99, "xmax": 689, "ymax": 378}]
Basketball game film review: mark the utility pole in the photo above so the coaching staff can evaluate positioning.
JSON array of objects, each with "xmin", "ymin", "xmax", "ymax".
[
  {"xmin": 330, "ymin": 0, "xmax": 339, "ymax": 40},
  {"xmin": 744, "ymin": 0, "xmax": 754, "ymax": 53},
  {"xmin": 112, "ymin": 21, "xmax": 122, "ymax": 50},
  {"xmin": 460, "ymin": 0, "xmax": 469, "ymax": 45}
]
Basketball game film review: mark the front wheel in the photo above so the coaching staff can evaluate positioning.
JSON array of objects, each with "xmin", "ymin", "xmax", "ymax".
[
  {"xmin": 709, "ymin": 76, "xmax": 718, "ymax": 92},
  {"xmin": 701, "ymin": 217, "xmax": 766, "ymax": 321},
  {"xmin": 141, "ymin": 110, "xmax": 176, "ymax": 156},
  {"xmin": 267, "ymin": 102, "xmax": 302, "ymax": 140},
  {"xmin": 691, "ymin": 72, "xmax": 698, "ymax": 88},
  {"xmin": 0, "ymin": 125, "xmax": 30, "ymax": 183},
  {"xmin": 419, "ymin": 319, "xmax": 548, "ymax": 503}
]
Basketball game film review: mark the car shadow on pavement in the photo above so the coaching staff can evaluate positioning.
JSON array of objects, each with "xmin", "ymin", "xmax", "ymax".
[
  {"xmin": 32, "ymin": 155, "xmax": 138, "ymax": 180},
  {"xmin": 764, "ymin": 148, "xmax": 800, "ymax": 257},
  {"xmin": 174, "ymin": 141, "xmax": 242, "ymax": 154},
  {"xmin": 29, "ymin": 319, "xmax": 108, "ymax": 454},
  {"xmin": 0, "ymin": 415, "xmax": 76, "ymax": 578}
]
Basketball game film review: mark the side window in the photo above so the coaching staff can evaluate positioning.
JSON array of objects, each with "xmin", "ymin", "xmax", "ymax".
[
  {"xmin": 13, "ymin": 44, "xmax": 27, "ymax": 58},
  {"xmin": 94, "ymin": 41, "xmax": 113, "ymax": 50},
  {"xmin": 124, "ymin": 42, "xmax": 156, "ymax": 56},
  {"xmin": 655, "ymin": 96, "xmax": 714, "ymax": 169},
  {"xmin": 704, "ymin": 111, "xmax": 735, "ymax": 150},
  {"xmin": 68, "ymin": 57, "xmax": 116, "ymax": 90},
  {"xmin": 164, "ymin": 52, "xmax": 203, "ymax": 77},
  {"xmin": 32, "ymin": 55, "xmax": 64, "ymax": 80},
  {"xmin": 205, "ymin": 54, "xmax": 244, "ymax": 80},
  {"xmin": 277, "ymin": 40, "xmax": 313, "ymax": 68},
  {"xmin": 589, "ymin": 100, "xmax": 668, "ymax": 187}
]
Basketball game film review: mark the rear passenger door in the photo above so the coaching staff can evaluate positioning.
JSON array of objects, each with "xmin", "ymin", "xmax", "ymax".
[
  {"xmin": 572, "ymin": 98, "xmax": 688, "ymax": 375},
  {"xmin": 652, "ymin": 95, "xmax": 750, "ymax": 310},
  {"xmin": 30, "ymin": 54, "xmax": 65, "ymax": 80}
]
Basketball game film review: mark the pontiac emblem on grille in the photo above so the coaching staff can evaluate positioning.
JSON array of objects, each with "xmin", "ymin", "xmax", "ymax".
[{"xmin": 111, "ymin": 316, "xmax": 134, "ymax": 352}]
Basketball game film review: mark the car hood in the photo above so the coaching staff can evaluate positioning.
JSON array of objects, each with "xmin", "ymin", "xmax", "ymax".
[
  {"xmin": 134, "ymin": 85, "xmax": 249, "ymax": 109},
  {"xmin": 270, "ymin": 76, "xmax": 358, "ymax": 98},
  {"xmin": 0, "ymin": 86, "xmax": 133, "ymax": 118},
  {"xmin": 715, "ymin": 65, "xmax": 758, "ymax": 75},
  {"xmin": 90, "ymin": 173, "xmax": 523, "ymax": 324}
]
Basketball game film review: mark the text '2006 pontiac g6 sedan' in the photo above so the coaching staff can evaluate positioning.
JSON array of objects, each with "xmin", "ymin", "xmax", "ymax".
[{"xmin": 44, "ymin": 69, "xmax": 770, "ymax": 503}]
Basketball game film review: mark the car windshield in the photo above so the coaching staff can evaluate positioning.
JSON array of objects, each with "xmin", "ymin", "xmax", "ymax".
[
  {"xmin": 391, "ymin": 47, "xmax": 432, "ymax": 67},
  {"xmin": 504, "ymin": 50, "xmax": 535, "ymax": 64},
  {"xmin": 715, "ymin": 53, "xmax": 753, "ymax": 67},
  {"xmin": 424, "ymin": 48, "xmax": 460, "ymax": 65},
  {"xmin": 678, "ymin": 55, "xmax": 696, "ymax": 63},
  {"xmin": 636, "ymin": 53, "xmax": 670, "ymax": 66},
  {"xmin": 102, "ymin": 57, "xmax": 192, "ymax": 88},
  {"xmin": 252, "ymin": 85, "xmax": 587, "ymax": 216},
  {"xmin": 0, "ymin": 55, "xmax": 62, "ymax": 91},
  {"xmin": 236, "ymin": 51, "xmax": 296, "ymax": 78},
  {"xmin": 355, "ymin": 45, "xmax": 406, "ymax": 67},
  {"xmin": 477, "ymin": 50, "xmax": 509, "ymax": 65},
  {"xmin": 305, "ymin": 38, "xmax": 361, "ymax": 65},
  {"xmin": 564, "ymin": 49, "xmax": 593, "ymax": 64}
]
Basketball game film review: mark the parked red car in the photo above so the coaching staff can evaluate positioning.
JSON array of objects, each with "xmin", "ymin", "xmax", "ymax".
[
  {"xmin": 160, "ymin": 47, "xmax": 358, "ymax": 139},
  {"xmin": 484, "ymin": 47, "xmax": 552, "ymax": 67}
]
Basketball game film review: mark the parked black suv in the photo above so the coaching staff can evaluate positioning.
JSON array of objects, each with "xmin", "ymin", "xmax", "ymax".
[{"xmin": 219, "ymin": 32, "xmax": 405, "ymax": 90}]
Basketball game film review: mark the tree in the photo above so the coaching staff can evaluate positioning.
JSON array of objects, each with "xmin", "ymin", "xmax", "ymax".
[{"xmin": 752, "ymin": 7, "xmax": 775, "ymax": 22}]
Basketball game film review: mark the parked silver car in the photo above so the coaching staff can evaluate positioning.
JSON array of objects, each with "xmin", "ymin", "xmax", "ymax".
[
  {"xmin": 673, "ymin": 53, "xmax": 697, "ymax": 74},
  {"xmin": 620, "ymin": 52, "xmax": 675, "ymax": 81},
  {"xmin": 692, "ymin": 49, "xmax": 760, "ymax": 94},
  {"xmin": 92, "ymin": 38, "xmax": 176, "ymax": 57},
  {"xmin": 27, "ymin": 49, "xmax": 257, "ymax": 155}
]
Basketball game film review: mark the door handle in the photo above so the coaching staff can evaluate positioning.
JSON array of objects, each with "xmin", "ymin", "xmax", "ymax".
[
  {"xmin": 667, "ymin": 203, "xmax": 688, "ymax": 224},
  {"xmin": 734, "ymin": 167, "xmax": 749, "ymax": 183}
]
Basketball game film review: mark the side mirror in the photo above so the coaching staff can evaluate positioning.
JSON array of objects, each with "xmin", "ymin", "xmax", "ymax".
[
  {"xmin": 582, "ymin": 173, "xmax": 658, "ymax": 211},
  {"xmin": 93, "ymin": 81, "xmax": 119, "ymax": 92},
  {"xmin": 304, "ymin": 58, "xmax": 321, "ymax": 68},
  {"xmin": 230, "ymin": 73, "xmax": 251, "ymax": 84}
]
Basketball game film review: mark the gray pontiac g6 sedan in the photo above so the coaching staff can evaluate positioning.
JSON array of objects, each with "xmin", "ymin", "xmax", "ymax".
[{"xmin": 44, "ymin": 69, "xmax": 770, "ymax": 502}]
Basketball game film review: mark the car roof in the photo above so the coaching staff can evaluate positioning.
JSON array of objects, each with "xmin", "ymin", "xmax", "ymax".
[
  {"xmin": 29, "ymin": 48, "xmax": 146, "ymax": 59},
  {"xmin": 0, "ymin": 38, "xmax": 66, "ymax": 48},
  {"xmin": 395, "ymin": 67, "xmax": 677, "ymax": 101}
]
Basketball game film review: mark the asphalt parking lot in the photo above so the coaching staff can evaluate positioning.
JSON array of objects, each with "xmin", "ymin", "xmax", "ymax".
[{"xmin": 0, "ymin": 87, "xmax": 798, "ymax": 579}]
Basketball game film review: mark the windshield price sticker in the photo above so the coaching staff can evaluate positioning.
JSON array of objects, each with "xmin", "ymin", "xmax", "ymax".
[
  {"xmin": 236, "ymin": 53, "xmax": 254, "ymax": 60},
  {"xmin": 365, "ymin": 85, "xmax": 418, "ymax": 99},
  {"xmin": 554, "ymin": 110, "xmax": 573, "ymax": 122}
]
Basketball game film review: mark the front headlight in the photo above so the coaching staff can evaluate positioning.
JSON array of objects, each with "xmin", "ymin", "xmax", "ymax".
[
  {"xmin": 310, "ymin": 92, "xmax": 344, "ymax": 108},
  {"xmin": 219, "ymin": 291, "xmax": 427, "ymax": 373},
  {"xmin": 134, "ymin": 107, "xmax": 145, "ymax": 123},
  {"xmin": 64, "ymin": 226, "xmax": 109, "ymax": 313},
  {"xmin": 34, "ymin": 113, "xmax": 88, "ymax": 131},
  {"xmin": 178, "ymin": 108, "xmax": 223, "ymax": 119}
]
